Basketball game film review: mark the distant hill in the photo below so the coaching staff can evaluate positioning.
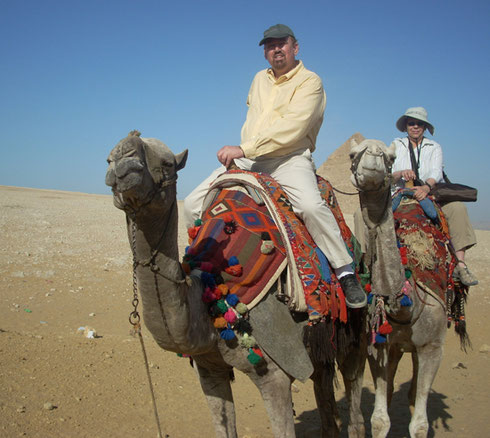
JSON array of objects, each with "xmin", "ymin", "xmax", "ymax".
[{"xmin": 317, "ymin": 133, "xmax": 365, "ymax": 216}]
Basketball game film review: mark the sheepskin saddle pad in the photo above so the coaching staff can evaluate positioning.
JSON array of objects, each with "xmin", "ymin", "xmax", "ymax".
[
  {"xmin": 392, "ymin": 189, "xmax": 455, "ymax": 300},
  {"xmin": 183, "ymin": 169, "xmax": 360, "ymax": 323}
]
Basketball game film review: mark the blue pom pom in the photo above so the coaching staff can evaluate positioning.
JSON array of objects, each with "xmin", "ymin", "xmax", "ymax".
[
  {"xmin": 367, "ymin": 293, "xmax": 373, "ymax": 304},
  {"xmin": 228, "ymin": 256, "xmax": 239, "ymax": 266},
  {"xmin": 201, "ymin": 272, "xmax": 216, "ymax": 288},
  {"xmin": 375, "ymin": 333, "xmax": 387, "ymax": 344},
  {"xmin": 220, "ymin": 328, "xmax": 235, "ymax": 340},
  {"xmin": 401, "ymin": 295, "xmax": 413, "ymax": 306},
  {"xmin": 185, "ymin": 246, "xmax": 190, "ymax": 254},
  {"xmin": 226, "ymin": 294, "xmax": 239, "ymax": 306}
]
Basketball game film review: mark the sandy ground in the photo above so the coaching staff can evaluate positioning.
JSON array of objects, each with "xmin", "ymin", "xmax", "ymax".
[{"xmin": 1, "ymin": 185, "xmax": 489, "ymax": 438}]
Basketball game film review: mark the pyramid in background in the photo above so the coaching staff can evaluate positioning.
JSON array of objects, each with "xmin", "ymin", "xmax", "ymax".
[{"xmin": 316, "ymin": 132, "xmax": 365, "ymax": 216}]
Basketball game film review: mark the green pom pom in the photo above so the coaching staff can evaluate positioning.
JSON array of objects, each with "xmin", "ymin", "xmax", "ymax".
[
  {"xmin": 247, "ymin": 351, "xmax": 262, "ymax": 365},
  {"xmin": 236, "ymin": 302, "xmax": 248, "ymax": 315},
  {"xmin": 239, "ymin": 334, "xmax": 256, "ymax": 348},
  {"xmin": 216, "ymin": 299, "xmax": 228, "ymax": 314},
  {"xmin": 405, "ymin": 269, "xmax": 412, "ymax": 279},
  {"xmin": 194, "ymin": 219, "xmax": 203, "ymax": 226}
]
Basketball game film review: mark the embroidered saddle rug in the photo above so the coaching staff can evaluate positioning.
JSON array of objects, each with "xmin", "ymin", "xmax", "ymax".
[
  {"xmin": 392, "ymin": 190, "xmax": 455, "ymax": 300},
  {"xmin": 184, "ymin": 170, "xmax": 360, "ymax": 323}
]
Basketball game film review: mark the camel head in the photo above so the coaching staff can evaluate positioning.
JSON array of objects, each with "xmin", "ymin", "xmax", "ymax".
[
  {"xmin": 349, "ymin": 138, "xmax": 396, "ymax": 192},
  {"xmin": 105, "ymin": 130, "xmax": 188, "ymax": 215}
]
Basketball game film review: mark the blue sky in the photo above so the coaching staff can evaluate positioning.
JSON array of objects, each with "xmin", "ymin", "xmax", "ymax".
[{"xmin": 1, "ymin": 0, "xmax": 489, "ymax": 223}]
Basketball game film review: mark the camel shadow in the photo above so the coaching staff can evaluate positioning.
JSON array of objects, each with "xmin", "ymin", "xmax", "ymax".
[{"xmin": 294, "ymin": 381, "xmax": 452, "ymax": 437}]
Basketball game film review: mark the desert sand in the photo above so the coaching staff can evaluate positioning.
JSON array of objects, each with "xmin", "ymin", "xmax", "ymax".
[{"xmin": 1, "ymin": 172, "xmax": 489, "ymax": 437}]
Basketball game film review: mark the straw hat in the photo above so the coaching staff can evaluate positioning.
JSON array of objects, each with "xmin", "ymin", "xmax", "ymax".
[{"xmin": 396, "ymin": 106, "xmax": 435, "ymax": 135}]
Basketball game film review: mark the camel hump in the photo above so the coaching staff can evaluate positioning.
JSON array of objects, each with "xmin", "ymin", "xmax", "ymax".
[{"xmin": 128, "ymin": 129, "xmax": 141, "ymax": 137}]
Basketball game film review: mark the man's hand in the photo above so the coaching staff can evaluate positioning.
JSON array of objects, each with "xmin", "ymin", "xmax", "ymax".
[{"xmin": 217, "ymin": 145, "xmax": 244, "ymax": 169}]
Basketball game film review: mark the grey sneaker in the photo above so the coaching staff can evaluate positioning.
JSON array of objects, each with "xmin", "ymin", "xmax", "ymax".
[
  {"xmin": 339, "ymin": 274, "xmax": 368, "ymax": 308},
  {"xmin": 453, "ymin": 264, "xmax": 479, "ymax": 287}
]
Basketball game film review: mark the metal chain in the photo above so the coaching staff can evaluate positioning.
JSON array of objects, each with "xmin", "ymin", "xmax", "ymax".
[{"xmin": 129, "ymin": 221, "xmax": 166, "ymax": 438}]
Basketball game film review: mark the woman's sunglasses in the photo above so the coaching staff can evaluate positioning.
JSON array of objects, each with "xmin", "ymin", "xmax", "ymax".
[{"xmin": 407, "ymin": 120, "xmax": 425, "ymax": 127}]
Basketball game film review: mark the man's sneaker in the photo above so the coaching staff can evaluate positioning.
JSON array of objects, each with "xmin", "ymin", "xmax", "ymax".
[
  {"xmin": 453, "ymin": 264, "xmax": 479, "ymax": 287},
  {"xmin": 339, "ymin": 274, "xmax": 367, "ymax": 309}
]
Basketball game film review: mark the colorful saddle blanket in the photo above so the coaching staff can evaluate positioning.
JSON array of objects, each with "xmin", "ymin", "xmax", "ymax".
[
  {"xmin": 393, "ymin": 190, "xmax": 455, "ymax": 299},
  {"xmin": 184, "ymin": 170, "xmax": 360, "ymax": 322}
]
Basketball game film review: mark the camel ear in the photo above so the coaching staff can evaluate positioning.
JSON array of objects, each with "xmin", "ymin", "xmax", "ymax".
[
  {"xmin": 350, "ymin": 139, "xmax": 359, "ymax": 150},
  {"xmin": 175, "ymin": 149, "xmax": 188, "ymax": 171},
  {"xmin": 387, "ymin": 142, "xmax": 397, "ymax": 160}
]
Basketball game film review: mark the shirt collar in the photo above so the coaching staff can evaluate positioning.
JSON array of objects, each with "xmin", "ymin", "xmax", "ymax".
[
  {"xmin": 266, "ymin": 60, "xmax": 303, "ymax": 83},
  {"xmin": 400, "ymin": 136, "xmax": 435, "ymax": 148}
]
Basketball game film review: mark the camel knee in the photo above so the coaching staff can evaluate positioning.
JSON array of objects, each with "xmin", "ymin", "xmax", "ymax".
[
  {"xmin": 371, "ymin": 411, "xmax": 390, "ymax": 438},
  {"xmin": 409, "ymin": 419, "xmax": 429, "ymax": 438}
]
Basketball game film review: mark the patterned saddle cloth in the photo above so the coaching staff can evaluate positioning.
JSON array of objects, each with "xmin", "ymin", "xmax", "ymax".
[
  {"xmin": 392, "ymin": 189, "xmax": 455, "ymax": 299},
  {"xmin": 183, "ymin": 170, "xmax": 360, "ymax": 323}
]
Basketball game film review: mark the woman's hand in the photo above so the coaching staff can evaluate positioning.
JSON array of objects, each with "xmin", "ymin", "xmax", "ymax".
[
  {"xmin": 400, "ymin": 169, "xmax": 416, "ymax": 181},
  {"xmin": 412, "ymin": 184, "xmax": 431, "ymax": 201}
]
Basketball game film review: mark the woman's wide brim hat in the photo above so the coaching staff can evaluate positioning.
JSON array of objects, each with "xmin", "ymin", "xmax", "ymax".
[{"xmin": 396, "ymin": 106, "xmax": 435, "ymax": 135}]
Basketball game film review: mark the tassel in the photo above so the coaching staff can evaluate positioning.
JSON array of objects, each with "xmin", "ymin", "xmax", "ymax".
[
  {"xmin": 401, "ymin": 295, "xmax": 412, "ymax": 306},
  {"xmin": 235, "ymin": 302, "xmax": 248, "ymax": 315},
  {"xmin": 367, "ymin": 293, "xmax": 373, "ymax": 304},
  {"xmin": 225, "ymin": 294, "xmax": 239, "ymax": 306},
  {"xmin": 202, "ymin": 288, "xmax": 216, "ymax": 303},
  {"xmin": 405, "ymin": 269, "xmax": 412, "ymax": 279},
  {"xmin": 194, "ymin": 219, "xmax": 202, "ymax": 227},
  {"xmin": 216, "ymin": 299, "xmax": 228, "ymax": 314},
  {"xmin": 247, "ymin": 349, "xmax": 263, "ymax": 365},
  {"xmin": 213, "ymin": 317, "xmax": 227, "ymax": 329},
  {"xmin": 260, "ymin": 240, "xmax": 275, "ymax": 254},
  {"xmin": 228, "ymin": 256, "xmax": 239, "ymax": 266},
  {"xmin": 378, "ymin": 320, "xmax": 393, "ymax": 335},
  {"xmin": 225, "ymin": 265, "xmax": 243, "ymax": 276},
  {"xmin": 220, "ymin": 328, "xmax": 236, "ymax": 340},
  {"xmin": 365, "ymin": 283, "xmax": 372, "ymax": 293},
  {"xmin": 224, "ymin": 308, "xmax": 237, "ymax": 324},
  {"xmin": 201, "ymin": 272, "xmax": 216, "ymax": 288},
  {"xmin": 234, "ymin": 319, "xmax": 252, "ymax": 334},
  {"xmin": 239, "ymin": 333, "xmax": 257, "ymax": 348},
  {"xmin": 375, "ymin": 333, "xmax": 387, "ymax": 344},
  {"xmin": 200, "ymin": 261, "xmax": 213, "ymax": 272},
  {"xmin": 217, "ymin": 284, "xmax": 229, "ymax": 296}
]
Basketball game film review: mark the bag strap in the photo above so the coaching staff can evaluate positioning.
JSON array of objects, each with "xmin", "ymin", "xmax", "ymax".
[
  {"xmin": 407, "ymin": 139, "xmax": 419, "ymax": 175},
  {"xmin": 442, "ymin": 170, "xmax": 451, "ymax": 183}
]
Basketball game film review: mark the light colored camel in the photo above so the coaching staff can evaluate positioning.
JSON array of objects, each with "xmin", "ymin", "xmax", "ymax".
[
  {"xmin": 105, "ymin": 132, "xmax": 352, "ymax": 438},
  {"xmin": 347, "ymin": 138, "xmax": 448, "ymax": 438}
]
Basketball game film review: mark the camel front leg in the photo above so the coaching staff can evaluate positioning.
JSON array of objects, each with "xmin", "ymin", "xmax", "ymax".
[
  {"xmin": 386, "ymin": 345, "xmax": 404, "ymax": 407},
  {"xmin": 368, "ymin": 346, "xmax": 391, "ymax": 438},
  {"xmin": 311, "ymin": 364, "xmax": 340, "ymax": 438},
  {"xmin": 249, "ymin": 360, "xmax": 296, "ymax": 438},
  {"xmin": 194, "ymin": 361, "xmax": 237, "ymax": 438},
  {"xmin": 409, "ymin": 343, "xmax": 443, "ymax": 438},
  {"xmin": 339, "ymin": 337, "xmax": 368, "ymax": 438}
]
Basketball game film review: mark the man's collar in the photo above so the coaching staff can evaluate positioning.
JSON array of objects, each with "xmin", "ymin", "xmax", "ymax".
[{"xmin": 267, "ymin": 60, "xmax": 303, "ymax": 82}]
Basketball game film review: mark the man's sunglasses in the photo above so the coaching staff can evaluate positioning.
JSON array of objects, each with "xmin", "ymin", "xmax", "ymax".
[{"xmin": 407, "ymin": 120, "xmax": 425, "ymax": 127}]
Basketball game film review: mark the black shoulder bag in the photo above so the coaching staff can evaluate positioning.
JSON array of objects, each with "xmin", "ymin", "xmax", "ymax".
[
  {"xmin": 430, "ymin": 171, "xmax": 478, "ymax": 205},
  {"xmin": 408, "ymin": 138, "xmax": 477, "ymax": 205}
]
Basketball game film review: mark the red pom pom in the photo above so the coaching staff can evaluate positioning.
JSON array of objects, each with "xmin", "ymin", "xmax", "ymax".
[
  {"xmin": 378, "ymin": 320, "xmax": 393, "ymax": 335},
  {"xmin": 252, "ymin": 347, "xmax": 263, "ymax": 357},
  {"xmin": 223, "ymin": 214, "xmax": 234, "ymax": 223},
  {"xmin": 364, "ymin": 283, "xmax": 372, "ymax": 293},
  {"xmin": 188, "ymin": 226, "xmax": 200, "ymax": 239},
  {"xmin": 225, "ymin": 265, "xmax": 243, "ymax": 276},
  {"xmin": 200, "ymin": 261, "xmax": 213, "ymax": 272}
]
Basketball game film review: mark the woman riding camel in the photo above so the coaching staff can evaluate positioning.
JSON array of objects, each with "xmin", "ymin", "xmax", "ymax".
[{"xmin": 391, "ymin": 106, "xmax": 478, "ymax": 286}]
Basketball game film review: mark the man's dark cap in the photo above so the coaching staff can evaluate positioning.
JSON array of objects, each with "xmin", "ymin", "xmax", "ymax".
[{"xmin": 259, "ymin": 24, "xmax": 296, "ymax": 46}]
